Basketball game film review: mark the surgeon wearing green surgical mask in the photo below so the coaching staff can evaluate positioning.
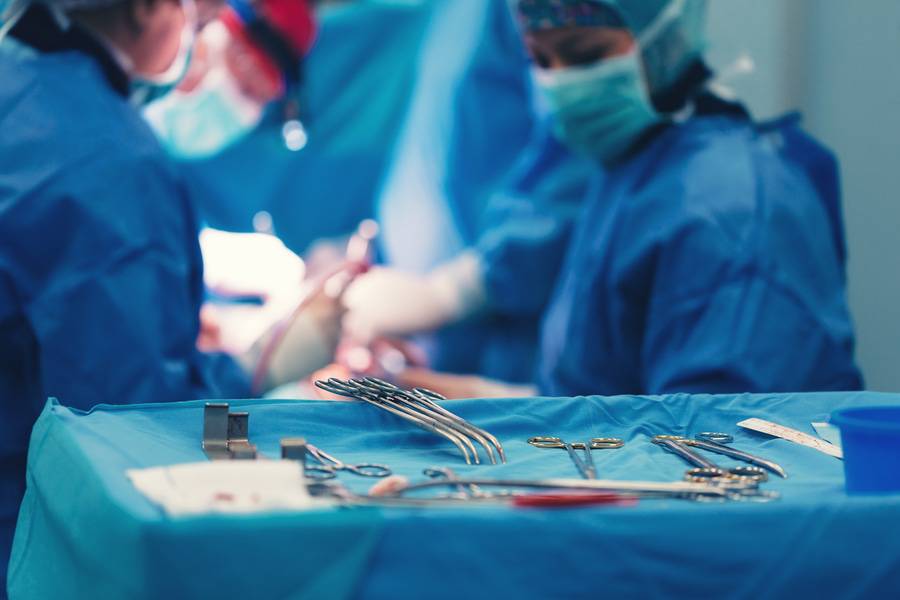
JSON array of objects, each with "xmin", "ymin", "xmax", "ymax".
[
  {"xmin": 523, "ymin": 0, "xmax": 705, "ymax": 165},
  {"xmin": 527, "ymin": 21, "xmax": 659, "ymax": 163},
  {"xmin": 143, "ymin": 0, "xmax": 317, "ymax": 159},
  {"xmin": 384, "ymin": 0, "xmax": 862, "ymax": 399}
]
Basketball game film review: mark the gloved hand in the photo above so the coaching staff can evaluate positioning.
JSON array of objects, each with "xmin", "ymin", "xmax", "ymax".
[
  {"xmin": 237, "ymin": 286, "xmax": 343, "ymax": 393},
  {"xmin": 343, "ymin": 251, "xmax": 487, "ymax": 343}
]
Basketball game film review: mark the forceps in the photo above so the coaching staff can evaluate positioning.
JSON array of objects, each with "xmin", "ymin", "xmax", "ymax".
[
  {"xmin": 528, "ymin": 436, "xmax": 624, "ymax": 480},
  {"xmin": 303, "ymin": 443, "xmax": 392, "ymax": 480},
  {"xmin": 652, "ymin": 435, "xmax": 768, "ymax": 483},
  {"xmin": 315, "ymin": 377, "xmax": 506, "ymax": 465}
]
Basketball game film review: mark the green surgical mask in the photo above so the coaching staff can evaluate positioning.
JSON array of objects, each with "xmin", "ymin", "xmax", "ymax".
[
  {"xmin": 143, "ymin": 59, "xmax": 265, "ymax": 159},
  {"xmin": 534, "ymin": 48, "xmax": 661, "ymax": 165}
]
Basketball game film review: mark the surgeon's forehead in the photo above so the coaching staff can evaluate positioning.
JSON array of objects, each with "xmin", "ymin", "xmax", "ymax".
[
  {"xmin": 523, "ymin": 22, "xmax": 634, "ymax": 68},
  {"xmin": 527, "ymin": 24, "xmax": 626, "ymax": 43},
  {"xmin": 526, "ymin": 24, "xmax": 632, "ymax": 53}
]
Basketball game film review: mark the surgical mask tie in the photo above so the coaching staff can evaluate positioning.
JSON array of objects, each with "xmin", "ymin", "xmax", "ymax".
[{"xmin": 637, "ymin": 0, "xmax": 686, "ymax": 49}]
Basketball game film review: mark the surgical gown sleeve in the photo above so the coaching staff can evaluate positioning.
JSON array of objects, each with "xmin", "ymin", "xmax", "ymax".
[
  {"xmin": 478, "ymin": 123, "xmax": 596, "ymax": 316},
  {"xmin": 637, "ymin": 160, "xmax": 860, "ymax": 394},
  {"xmin": 19, "ymin": 153, "xmax": 251, "ymax": 410}
]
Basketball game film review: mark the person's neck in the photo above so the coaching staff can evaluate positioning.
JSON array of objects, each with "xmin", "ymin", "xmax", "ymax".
[{"xmin": 69, "ymin": 17, "xmax": 135, "ymax": 75}]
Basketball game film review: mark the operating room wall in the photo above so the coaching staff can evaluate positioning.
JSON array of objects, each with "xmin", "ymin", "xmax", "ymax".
[{"xmin": 706, "ymin": 0, "xmax": 900, "ymax": 391}]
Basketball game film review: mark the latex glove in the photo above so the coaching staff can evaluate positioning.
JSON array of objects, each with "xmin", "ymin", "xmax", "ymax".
[
  {"xmin": 199, "ymin": 228, "xmax": 305, "ymax": 299},
  {"xmin": 396, "ymin": 367, "xmax": 537, "ymax": 399},
  {"xmin": 343, "ymin": 251, "xmax": 487, "ymax": 343},
  {"xmin": 237, "ymin": 286, "xmax": 343, "ymax": 393}
]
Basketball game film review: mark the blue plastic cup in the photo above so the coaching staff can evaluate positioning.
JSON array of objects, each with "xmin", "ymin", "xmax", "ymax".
[{"xmin": 831, "ymin": 406, "xmax": 900, "ymax": 494}]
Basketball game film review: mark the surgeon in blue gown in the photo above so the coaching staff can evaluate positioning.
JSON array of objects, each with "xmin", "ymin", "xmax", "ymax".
[
  {"xmin": 171, "ymin": 0, "xmax": 433, "ymax": 253},
  {"xmin": 344, "ymin": 0, "xmax": 596, "ymax": 383},
  {"xmin": 0, "ymin": 0, "xmax": 336, "ymax": 587},
  {"xmin": 393, "ymin": 0, "xmax": 863, "ymax": 398}
]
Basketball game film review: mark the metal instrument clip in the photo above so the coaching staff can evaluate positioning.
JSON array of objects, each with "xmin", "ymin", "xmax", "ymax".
[{"xmin": 202, "ymin": 402, "xmax": 258, "ymax": 460}]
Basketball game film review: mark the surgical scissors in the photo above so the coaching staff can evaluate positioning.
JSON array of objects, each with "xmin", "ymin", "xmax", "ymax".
[
  {"xmin": 528, "ymin": 436, "xmax": 624, "ymax": 480},
  {"xmin": 683, "ymin": 432, "xmax": 787, "ymax": 478},
  {"xmin": 652, "ymin": 435, "xmax": 768, "ymax": 483},
  {"xmin": 303, "ymin": 443, "xmax": 392, "ymax": 480},
  {"xmin": 423, "ymin": 466, "xmax": 501, "ymax": 499}
]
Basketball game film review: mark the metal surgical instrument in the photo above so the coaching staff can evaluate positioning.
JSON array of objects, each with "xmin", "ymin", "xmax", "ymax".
[
  {"xmin": 301, "ymin": 442, "xmax": 391, "ymax": 480},
  {"xmin": 684, "ymin": 432, "xmax": 787, "ymax": 478},
  {"xmin": 307, "ymin": 469, "xmax": 770, "ymax": 506},
  {"xmin": 316, "ymin": 378, "xmax": 478, "ymax": 464},
  {"xmin": 202, "ymin": 403, "xmax": 258, "ymax": 460},
  {"xmin": 314, "ymin": 377, "xmax": 506, "ymax": 465},
  {"xmin": 528, "ymin": 436, "xmax": 624, "ymax": 480},
  {"xmin": 384, "ymin": 475, "xmax": 745, "ymax": 501},
  {"xmin": 368, "ymin": 377, "xmax": 507, "ymax": 464},
  {"xmin": 424, "ymin": 466, "xmax": 498, "ymax": 499},
  {"xmin": 653, "ymin": 435, "xmax": 768, "ymax": 483}
]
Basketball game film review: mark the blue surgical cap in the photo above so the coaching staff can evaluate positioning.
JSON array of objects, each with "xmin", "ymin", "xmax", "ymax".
[{"xmin": 515, "ymin": 0, "xmax": 708, "ymax": 94}]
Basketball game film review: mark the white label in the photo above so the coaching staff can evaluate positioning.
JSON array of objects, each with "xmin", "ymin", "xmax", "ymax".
[{"xmin": 737, "ymin": 418, "xmax": 843, "ymax": 459}]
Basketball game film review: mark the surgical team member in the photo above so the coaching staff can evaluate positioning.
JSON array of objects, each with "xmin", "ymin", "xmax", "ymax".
[
  {"xmin": 0, "ymin": 0, "xmax": 334, "ymax": 583},
  {"xmin": 344, "ymin": 0, "xmax": 596, "ymax": 383},
  {"xmin": 145, "ymin": 0, "xmax": 329, "ymax": 365},
  {"xmin": 400, "ymin": 0, "xmax": 864, "ymax": 397},
  {"xmin": 164, "ymin": 0, "xmax": 434, "ymax": 254},
  {"xmin": 144, "ymin": 0, "xmax": 316, "ymax": 160}
]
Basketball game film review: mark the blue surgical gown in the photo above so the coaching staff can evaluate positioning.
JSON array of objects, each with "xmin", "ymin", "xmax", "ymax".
[
  {"xmin": 539, "ymin": 106, "xmax": 863, "ymax": 396},
  {"xmin": 0, "ymin": 25, "xmax": 250, "ymax": 587},
  {"xmin": 473, "ymin": 121, "xmax": 596, "ymax": 381}
]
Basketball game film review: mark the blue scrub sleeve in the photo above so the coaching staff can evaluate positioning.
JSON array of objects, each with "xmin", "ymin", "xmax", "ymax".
[
  {"xmin": 760, "ymin": 115, "xmax": 847, "ymax": 265},
  {"xmin": 24, "ymin": 153, "xmax": 250, "ymax": 410},
  {"xmin": 478, "ymin": 127, "xmax": 595, "ymax": 316},
  {"xmin": 639, "ymin": 206, "xmax": 860, "ymax": 394},
  {"xmin": 641, "ymin": 274, "xmax": 851, "ymax": 393}
]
